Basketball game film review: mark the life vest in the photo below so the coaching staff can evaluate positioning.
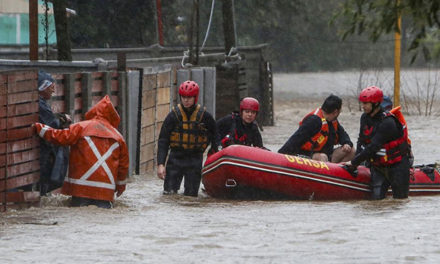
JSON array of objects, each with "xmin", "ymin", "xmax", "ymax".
[
  {"xmin": 390, "ymin": 106, "xmax": 412, "ymax": 145},
  {"xmin": 299, "ymin": 108, "xmax": 339, "ymax": 152},
  {"xmin": 221, "ymin": 112, "xmax": 252, "ymax": 148},
  {"xmin": 361, "ymin": 111, "xmax": 409, "ymax": 166},
  {"xmin": 169, "ymin": 104, "xmax": 209, "ymax": 151}
]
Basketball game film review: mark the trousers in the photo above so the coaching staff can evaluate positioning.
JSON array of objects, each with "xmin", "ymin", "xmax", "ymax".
[
  {"xmin": 370, "ymin": 156, "xmax": 410, "ymax": 200},
  {"xmin": 164, "ymin": 150, "xmax": 203, "ymax": 196}
]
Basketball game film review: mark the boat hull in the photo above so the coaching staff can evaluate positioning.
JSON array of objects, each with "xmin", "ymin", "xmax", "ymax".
[{"xmin": 202, "ymin": 145, "xmax": 440, "ymax": 200}]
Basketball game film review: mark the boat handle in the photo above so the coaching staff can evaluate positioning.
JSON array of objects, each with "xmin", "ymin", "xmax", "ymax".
[{"xmin": 225, "ymin": 179, "xmax": 237, "ymax": 188}]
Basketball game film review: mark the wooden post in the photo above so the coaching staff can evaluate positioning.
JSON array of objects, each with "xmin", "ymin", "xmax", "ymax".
[
  {"xmin": 119, "ymin": 72, "xmax": 128, "ymax": 140},
  {"xmin": 221, "ymin": 0, "xmax": 236, "ymax": 55},
  {"xmin": 29, "ymin": 0, "xmax": 38, "ymax": 61},
  {"xmin": 187, "ymin": 1, "xmax": 195, "ymax": 65},
  {"xmin": 81, "ymin": 73, "xmax": 92, "ymax": 117},
  {"xmin": 156, "ymin": 0, "xmax": 164, "ymax": 46},
  {"xmin": 117, "ymin": 52, "xmax": 126, "ymax": 72},
  {"xmin": 53, "ymin": 0, "xmax": 72, "ymax": 61},
  {"xmin": 64, "ymin": 73, "xmax": 75, "ymax": 119},
  {"xmin": 394, "ymin": 0, "xmax": 401, "ymax": 107},
  {"xmin": 195, "ymin": 0, "xmax": 199, "ymax": 65},
  {"xmin": 104, "ymin": 72, "xmax": 112, "ymax": 97}
]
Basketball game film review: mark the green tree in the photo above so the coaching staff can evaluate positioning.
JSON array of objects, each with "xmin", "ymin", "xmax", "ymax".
[{"xmin": 335, "ymin": 0, "xmax": 440, "ymax": 62}]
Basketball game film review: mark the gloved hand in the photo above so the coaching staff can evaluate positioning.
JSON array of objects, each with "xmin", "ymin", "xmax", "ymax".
[
  {"xmin": 116, "ymin": 185, "xmax": 125, "ymax": 197},
  {"xmin": 55, "ymin": 113, "xmax": 72, "ymax": 128},
  {"xmin": 259, "ymin": 146, "xmax": 271, "ymax": 151},
  {"xmin": 342, "ymin": 162, "xmax": 358, "ymax": 178},
  {"xmin": 221, "ymin": 135, "xmax": 231, "ymax": 148},
  {"xmin": 408, "ymin": 147, "xmax": 414, "ymax": 167},
  {"xmin": 409, "ymin": 155, "xmax": 414, "ymax": 167},
  {"xmin": 207, "ymin": 147, "xmax": 218, "ymax": 157}
]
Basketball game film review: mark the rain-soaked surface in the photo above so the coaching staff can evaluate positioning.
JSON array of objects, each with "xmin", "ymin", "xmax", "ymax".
[{"xmin": 2, "ymin": 72, "xmax": 440, "ymax": 263}]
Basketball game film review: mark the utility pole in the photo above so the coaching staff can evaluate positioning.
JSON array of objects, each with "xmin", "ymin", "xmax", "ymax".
[
  {"xmin": 187, "ymin": 0, "xmax": 200, "ymax": 65},
  {"xmin": 155, "ymin": 0, "xmax": 164, "ymax": 46},
  {"xmin": 221, "ymin": 0, "xmax": 235, "ymax": 55},
  {"xmin": 53, "ymin": 0, "xmax": 72, "ymax": 61},
  {"xmin": 29, "ymin": 0, "xmax": 38, "ymax": 61},
  {"xmin": 393, "ymin": 0, "xmax": 401, "ymax": 107},
  {"xmin": 195, "ymin": 0, "xmax": 199, "ymax": 65}
]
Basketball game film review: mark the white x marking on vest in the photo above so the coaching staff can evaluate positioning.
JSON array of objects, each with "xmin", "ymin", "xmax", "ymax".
[{"xmin": 79, "ymin": 136, "xmax": 120, "ymax": 187}]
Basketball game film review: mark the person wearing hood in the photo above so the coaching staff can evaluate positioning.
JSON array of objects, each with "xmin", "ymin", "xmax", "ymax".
[
  {"xmin": 216, "ymin": 97, "xmax": 265, "ymax": 149},
  {"xmin": 157, "ymin": 80, "xmax": 218, "ymax": 197},
  {"xmin": 34, "ymin": 95, "xmax": 129, "ymax": 208},
  {"xmin": 38, "ymin": 70, "xmax": 71, "ymax": 195}
]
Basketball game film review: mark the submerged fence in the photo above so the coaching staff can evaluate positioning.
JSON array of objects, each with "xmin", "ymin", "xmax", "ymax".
[
  {"xmin": 1, "ymin": 61, "xmax": 273, "ymax": 210},
  {"xmin": 0, "ymin": 69, "xmax": 127, "ymax": 211},
  {"xmin": 0, "ymin": 70, "xmax": 40, "ymax": 211}
]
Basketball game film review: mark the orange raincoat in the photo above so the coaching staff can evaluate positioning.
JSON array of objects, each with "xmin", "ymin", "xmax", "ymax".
[{"xmin": 35, "ymin": 95, "xmax": 129, "ymax": 201}]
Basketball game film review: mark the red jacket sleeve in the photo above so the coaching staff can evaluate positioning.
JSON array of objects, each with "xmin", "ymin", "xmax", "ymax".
[
  {"xmin": 35, "ymin": 122, "xmax": 83, "ymax": 146},
  {"xmin": 116, "ymin": 138, "xmax": 129, "ymax": 194}
]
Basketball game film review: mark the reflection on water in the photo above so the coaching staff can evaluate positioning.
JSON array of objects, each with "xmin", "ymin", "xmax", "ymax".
[{"xmin": 2, "ymin": 176, "xmax": 440, "ymax": 263}]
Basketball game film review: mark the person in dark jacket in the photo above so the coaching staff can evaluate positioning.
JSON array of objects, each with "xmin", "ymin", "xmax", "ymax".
[
  {"xmin": 157, "ymin": 80, "xmax": 218, "ymax": 197},
  {"xmin": 278, "ymin": 94, "xmax": 355, "ymax": 162},
  {"xmin": 38, "ymin": 70, "xmax": 71, "ymax": 195},
  {"xmin": 345, "ymin": 86, "xmax": 411, "ymax": 200},
  {"xmin": 216, "ymin": 97, "xmax": 265, "ymax": 149}
]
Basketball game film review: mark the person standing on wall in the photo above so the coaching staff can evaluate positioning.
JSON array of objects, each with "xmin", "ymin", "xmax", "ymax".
[
  {"xmin": 38, "ymin": 70, "xmax": 71, "ymax": 195},
  {"xmin": 345, "ymin": 86, "xmax": 411, "ymax": 200},
  {"xmin": 157, "ymin": 80, "xmax": 218, "ymax": 197},
  {"xmin": 35, "ymin": 95, "xmax": 129, "ymax": 208},
  {"xmin": 216, "ymin": 97, "xmax": 266, "ymax": 149}
]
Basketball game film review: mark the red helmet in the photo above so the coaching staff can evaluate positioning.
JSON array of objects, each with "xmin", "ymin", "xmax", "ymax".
[
  {"xmin": 240, "ymin": 97, "xmax": 259, "ymax": 112},
  {"xmin": 179, "ymin": 80, "xmax": 199, "ymax": 103},
  {"xmin": 359, "ymin": 86, "xmax": 383, "ymax": 103}
]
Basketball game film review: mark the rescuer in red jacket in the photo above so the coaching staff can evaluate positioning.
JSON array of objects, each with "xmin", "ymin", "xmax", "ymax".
[
  {"xmin": 34, "ymin": 95, "xmax": 129, "ymax": 208},
  {"xmin": 345, "ymin": 86, "xmax": 411, "ymax": 200}
]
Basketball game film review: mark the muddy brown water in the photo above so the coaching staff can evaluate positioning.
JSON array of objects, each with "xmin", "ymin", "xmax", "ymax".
[{"xmin": 2, "ymin": 72, "xmax": 440, "ymax": 263}]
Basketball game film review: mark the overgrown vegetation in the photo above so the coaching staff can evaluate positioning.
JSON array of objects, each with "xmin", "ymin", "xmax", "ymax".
[{"xmin": 60, "ymin": 0, "xmax": 439, "ymax": 72}]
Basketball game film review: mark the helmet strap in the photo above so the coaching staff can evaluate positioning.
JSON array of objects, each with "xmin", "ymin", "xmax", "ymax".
[{"xmin": 368, "ymin": 102, "xmax": 381, "ymax": 116}]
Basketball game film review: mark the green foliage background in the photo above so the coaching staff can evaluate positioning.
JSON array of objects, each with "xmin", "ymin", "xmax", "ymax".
[{"xmin": 66, "ymin": 0, "xmax": 439, "ymax": 72}]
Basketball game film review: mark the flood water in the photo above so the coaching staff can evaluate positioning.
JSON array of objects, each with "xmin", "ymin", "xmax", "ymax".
[{"xmin": 2, "ymin": 71, "xmax": 440, "ymax": 263}]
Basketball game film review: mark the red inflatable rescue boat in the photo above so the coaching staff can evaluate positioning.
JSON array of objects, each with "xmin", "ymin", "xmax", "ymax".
[{"xmin": 202, "ymin": 145, "xmax": 440, "ymax": 200}]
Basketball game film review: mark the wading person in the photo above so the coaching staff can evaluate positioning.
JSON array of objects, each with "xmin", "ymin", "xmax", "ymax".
[
  {"xmin": 38, "ymin": 70, "xmax": 71, "ymax": 195},
  {"xmin": 157, "ymin": 80, "xmax": 218, "ymax": 197},
  {"xmin": 216, "ymin": 97, "xmax": 265, "ymax": 149},
  {"xmin": 345, "ymin": 86, "xmax": 411, "ymax": 200},
  {"xmin": 35, "ymin": 95, "xmax": 129, "ymax": 208},
  {"xmin": 278, "ymin": 94, "xmax": 355, "ymax": 163}
]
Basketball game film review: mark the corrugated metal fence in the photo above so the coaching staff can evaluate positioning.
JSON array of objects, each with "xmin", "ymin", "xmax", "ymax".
[{"xmin": 139, "ymin": 67, "xmax": 216, "ymax": 175}]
